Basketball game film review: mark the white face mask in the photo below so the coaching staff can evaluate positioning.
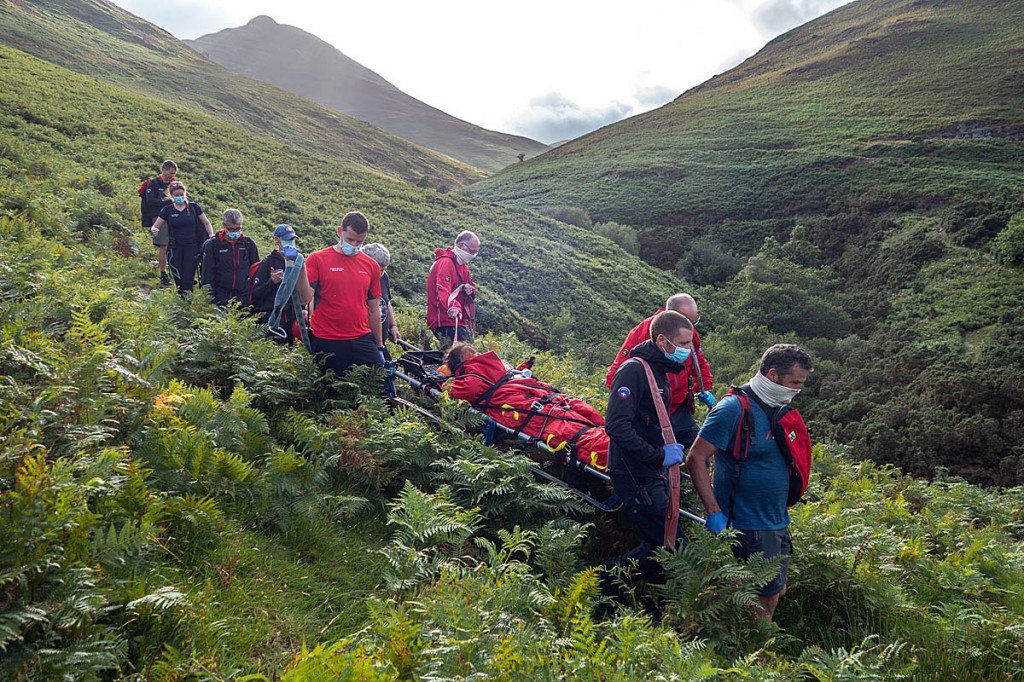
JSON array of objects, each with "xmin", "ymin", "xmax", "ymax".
[
  {"xmin": 749, "ymin": 371, "xmax": 801, "ymax": 407},
  {"xmin": 453, "ymin": 245, "xmax": 476, "ymax": 264}
]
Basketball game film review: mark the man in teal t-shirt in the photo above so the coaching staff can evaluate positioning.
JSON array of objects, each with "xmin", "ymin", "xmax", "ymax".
[{"xmin": 686, "ymin": 343, "xmax": 812, "ymax": 622}]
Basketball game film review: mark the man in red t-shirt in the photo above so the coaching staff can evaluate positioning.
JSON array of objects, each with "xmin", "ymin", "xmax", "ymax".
[
  {"xmin": 299, "ymin": 211, "xmax": 384, "ymax": 377},
  {"xmin": 606, "ymin": 293, "xmax": 714, "ymax": 448}
]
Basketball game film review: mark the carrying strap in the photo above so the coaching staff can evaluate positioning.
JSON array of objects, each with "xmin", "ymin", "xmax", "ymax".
[
  {"xmin": 268, "ymin": 253, "xmax": 312, "ymax": 352},
  {"xmin": 469, "ymin": 372, "xmax": 514, "ymax": 411},
  {"xmin": 635, "ymin": 358, "xmax": 680, "ymax": 548},
  {"xmin": 727, "ymin": 385, "xmax": 755, "ymax": 522}
]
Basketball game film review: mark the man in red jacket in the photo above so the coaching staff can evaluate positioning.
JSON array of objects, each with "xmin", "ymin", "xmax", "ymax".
[
  {"xmin": 606, "ymin": 293, "xmax": 714, "ymax": 448},
  {"xmin": 426, "ymin": 231, "xmax": 479, "ymax": 347}
]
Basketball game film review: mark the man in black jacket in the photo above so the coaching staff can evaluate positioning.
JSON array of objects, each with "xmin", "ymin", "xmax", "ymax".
[
  {"xmin": 200, "ymin": 208, "xmax": 259, "ymax": 307},
  {"xmin": 250, "ymin": 224, "xmax": 300, "ymax": 343},
  {"xmin": 139, "ymin": 160, "xmax": 176, "ymax": 286},
  {"xmin": 601, "ymin": 310, "xmax": 694, "ymax": 606}
]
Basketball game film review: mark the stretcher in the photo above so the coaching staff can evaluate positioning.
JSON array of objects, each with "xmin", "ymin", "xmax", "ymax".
[{"xmin": 387, "ymin": 341, "xmax": 706, "ymax": 524}]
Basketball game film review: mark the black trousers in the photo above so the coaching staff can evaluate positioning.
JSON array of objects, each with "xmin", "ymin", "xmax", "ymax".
[
  {"xmin": 599, "ymin": 471, "xmax": 685, "ymax": 615},
  {"xmin": 167, "ymin": 241, "xmax": 200, "ymax": 295},
  {"xmin": 670, "ymin": 405, "xmax": 700, "ymax": 449},
  {"xmin": 310, "ymin": 332, "xmax": 382, "ymax": 378}
]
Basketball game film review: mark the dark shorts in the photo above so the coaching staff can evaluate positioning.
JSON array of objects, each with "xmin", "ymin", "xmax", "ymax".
[
  {"xmin": 432, "ymin": 325, "xmax": 473, "ymax": 348},
  {"xmin": 151, "ymin": 222, "xmax": 169, "ymax": 246},
  {"xmin": 732, "ymin": 527, "xmax": 792, "ymax": 596},
  {"xmin": 310, "ymin": 332, "xmax": 383, "ymax": 378}
]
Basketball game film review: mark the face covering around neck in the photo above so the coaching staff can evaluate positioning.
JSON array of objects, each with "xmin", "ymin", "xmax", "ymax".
[
  {"xmin": 749, "ymin": 371, "xmax": 801, "ymax": 407},
  {"xmin": 340, "ymin": 241, "xmax": 361, "ymax": 256},
  {"xmin": 453, "ymin": 246, "xmax": 476, "ymax": 264}
]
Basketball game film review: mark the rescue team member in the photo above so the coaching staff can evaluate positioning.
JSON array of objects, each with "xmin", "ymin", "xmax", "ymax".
[
  {"xmin": 606, "ymin": 293, "xmax": 714, "ymax": 448},
  {"xmin": 298, "ymin": 211, "xmax": 384, "ymax": 377},
  {"xmin": 362, "ymin": 243, "xmax": 402, "ymax": 360},
  {"xmin": 251, "ymin": 224, "xmax": 302, "ymax": 344},
  {"xmin": 600, "ymin": 311, "xmax": 694, "ymax": 607},
  {"xmin": 200, "ymin": 208, "xmax": 259, "ymax": 307},
  {"xmin": 686, "ymin": 344, "xmax": 813, "ymax": 622},
  {"xmin": 426, "ymin": 231, "xmax": 479, "ymax": 347},
  {"xmin": 139, "ymin": 160, "xmax": 177, "ymax": 286},
  {"xmin": 150, "ymin": 181, "xmax": 214, "ymax": 297}
]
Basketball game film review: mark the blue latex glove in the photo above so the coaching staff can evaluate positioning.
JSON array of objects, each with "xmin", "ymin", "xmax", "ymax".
[
  {"xmin": 698, "ymin": 390, "xmax": 716, "ymax": 407},
  {"xmin": 662, "ymin": 443, "xmax": 684, "ymax": 467},
  {"xmin": 283, "ymin": 245, "xmax": 299, "ymax": 260},
  {"xmin": 705, "ymin": 512, "xmax": 729, "ymax": 534},
  {"xmin": 377, "ymin": 349, "xmax": 387, "ymax": 365}
]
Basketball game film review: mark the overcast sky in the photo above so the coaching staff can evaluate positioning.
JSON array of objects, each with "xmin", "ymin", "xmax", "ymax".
[{"xmin": 110, "ymin": 0, "xmax": 854, "ymax": 144}]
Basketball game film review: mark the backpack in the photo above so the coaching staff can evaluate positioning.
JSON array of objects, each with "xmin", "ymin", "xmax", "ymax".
[
  {"xmin": 725, "ymin": 384, "xmax": 812, "ymax": 509},
  {"xmin": 247, "ymin": 260, "xmax": 262, "ymax": 303}
]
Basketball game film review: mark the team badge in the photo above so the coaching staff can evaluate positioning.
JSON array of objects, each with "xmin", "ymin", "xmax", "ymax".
[{"xmin": 617, "ymin": 387, "xmax": 631, "ymax": 400}]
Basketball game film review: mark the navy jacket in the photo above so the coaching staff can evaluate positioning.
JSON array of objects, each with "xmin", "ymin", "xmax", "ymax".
[{"xmin": 606, "ymin": 340, "xmax": 685, "ymax": 479}]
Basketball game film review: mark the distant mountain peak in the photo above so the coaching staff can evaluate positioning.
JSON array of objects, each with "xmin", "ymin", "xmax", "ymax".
[
  {"xmin": 187, "ymin": 19, "xmax": 548, "ymax": 174},
  {"xmin": 248, "ymin": 15, "xmax": 278, "ymax": 27}
]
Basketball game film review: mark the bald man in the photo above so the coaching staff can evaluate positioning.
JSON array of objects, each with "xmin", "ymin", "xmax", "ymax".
[{"xmin": 606, "ymin": 294, "xmax": 715, "ymax": 448}]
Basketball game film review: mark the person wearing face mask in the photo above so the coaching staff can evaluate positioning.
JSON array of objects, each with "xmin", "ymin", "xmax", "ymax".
[
  {"xmin": 426, "ymin": 230, "xmax": 479, "ymax": 347},
  {"xmin": 606, "ymin": 293, "xmax": 715, "ymax": 449},
  {"xmin": 150, "ymin": 180, "xmax": 214, "ymax": 296},
  {"xmin": 200, "ymin": 208, "xmax": 260, "ymax": 307},
  {"xmin": 686, "ymin": 343, "xmax": 813, "ymax": 623},
  {"xmin": 599, "ymin": 311, "xmax": 693, "ymax": 608},
  {"xmin": 300, "ymin": 211, "xmax": 385, "ymax": 378},
  {"xmin": 250, "ymin": 224, "xmax": 303, "ymax": 344}
]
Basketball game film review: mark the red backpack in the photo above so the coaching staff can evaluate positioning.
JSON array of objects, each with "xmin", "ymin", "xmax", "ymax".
[
  {"xmin": 725, "ymin": 385, "xmax": 812, "ymax": 508},
  {"xmin": 247, "ymin": 261, "xmax": 262, "ymax": 303}
]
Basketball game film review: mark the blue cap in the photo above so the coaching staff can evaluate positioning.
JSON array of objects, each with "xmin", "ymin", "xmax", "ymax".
[{"xmin": 273, "ymin": 224, "xmax": 297, "ymax": 239}]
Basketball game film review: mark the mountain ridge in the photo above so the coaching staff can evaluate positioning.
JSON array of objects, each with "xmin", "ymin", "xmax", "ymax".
[
  {"xmin": 0, "ymin": 0, "xmax": 483, "ymax": 187},
  {"xmin": 186, "ymin": 15, "xmax": 549, "ymax": 174}
]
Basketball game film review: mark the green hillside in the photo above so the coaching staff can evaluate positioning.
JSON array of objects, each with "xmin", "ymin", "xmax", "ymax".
[
  {"xmin": 2, "ymin": 143, "xmax": 1023, "ymax": 680},
  {"xmin": 0, "ymin": 44, "xmax": 680, "ymax": 348},
  {"xmin": 187, "ymin": 16, "xmax": 549, "ymax": 175},
  {"xmin": 0, "ymin": 0, "xmax": 483, "ymax": 187},
  {"xmin": 2, "ymin": 2, "xmax": 1024, "ymax": 679},
  {"xmin": 467, "ymin": 0, "xmax": 1024, "ymax": 485}
]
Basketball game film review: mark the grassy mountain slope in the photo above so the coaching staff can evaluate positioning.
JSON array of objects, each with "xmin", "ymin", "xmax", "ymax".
[
  {"xmin": 3, "ymin": 156, "xmax": 1023, "ymax": 678},
  {"xmin": 0, "ymin": 0, "xmax": 483, "ymax": 187},
  {"xmin": 186, "ymin": 16, "xmax": 549, "ymax": 175},
  {"xmin": 466, "ymin": 0, "xmax": 1024, "ymax": 485},
  {"xmin": 0, "ymin": 43, "xmax": 680, "ymax": 348},
  {"xmin": 467, "ymin": 0, "xmax": 1023, "ymax": 230}
]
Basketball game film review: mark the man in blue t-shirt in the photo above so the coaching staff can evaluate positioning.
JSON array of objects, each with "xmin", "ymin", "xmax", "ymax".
[{"xmin": 686, "ymin": 343, "xmax": 813, "ymax": 622}]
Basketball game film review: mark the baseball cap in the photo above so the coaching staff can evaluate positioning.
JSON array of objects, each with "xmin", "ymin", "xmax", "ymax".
[{"xmin": 273, "ymin": 224, "xmax": 297, "ymax": 239}]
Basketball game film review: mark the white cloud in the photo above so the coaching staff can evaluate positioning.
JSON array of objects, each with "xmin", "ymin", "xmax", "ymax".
[
  {"xmin": 509, "ymin": 94, "xmax": 634, "ymax": 144},
  {"xmin": 634, "ymin": 85, "xmax": 679, "ymax": 109},
  {"xmin": 109, "ymin": 0, "xmax": 857, "ymax": 139},
  {"xmin": 750, "ymin": 0, "xmax": 852, "ymax": 35}
]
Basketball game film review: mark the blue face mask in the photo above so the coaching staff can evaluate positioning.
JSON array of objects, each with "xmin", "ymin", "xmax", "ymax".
[
  {"xmin": 226, "ymin": 230, "xmax": 242, "ymax": 240},
  {"xmin": 280, "ymin": 239, "xmax": 296, "ymax": 250},
  {"xmin": 172, "ymin": 195, "xmax": 186, "ymax": 205},
  {"xmin": 663, "ymin": 342, "xmax": 691, "ymax": 364},
  {"xmin": 340, "ymin": 241, "xmax": 362, "ymax": 256}
]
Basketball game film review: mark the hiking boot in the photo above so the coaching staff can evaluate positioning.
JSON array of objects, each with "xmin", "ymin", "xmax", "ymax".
[{"xmin": 159, "ymin": 272, "xmax": 171, "ymax": 286}]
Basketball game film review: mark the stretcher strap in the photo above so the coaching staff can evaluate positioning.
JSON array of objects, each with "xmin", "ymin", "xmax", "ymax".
[{"xmin": 635, "ymin": 358, "xmax": 681, "ymax": 549}]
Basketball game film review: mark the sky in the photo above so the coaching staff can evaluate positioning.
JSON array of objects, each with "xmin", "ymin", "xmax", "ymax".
[{"xmin": 110, "ymin": 0, "xmax": 854, "ymax": 144}]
